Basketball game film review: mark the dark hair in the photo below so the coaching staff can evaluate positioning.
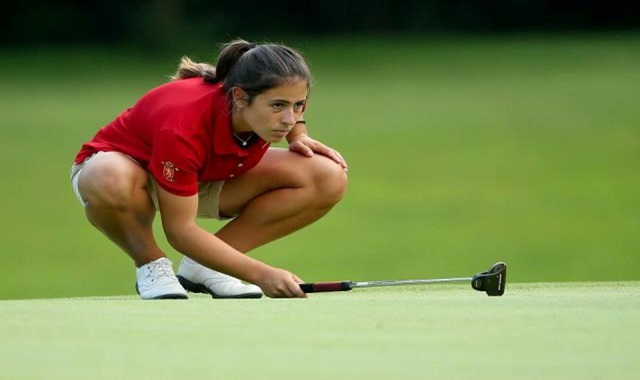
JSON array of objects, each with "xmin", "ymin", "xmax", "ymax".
[{"xmin": 172, "ymin": 39, "xmax": 311, "ymax": 103}]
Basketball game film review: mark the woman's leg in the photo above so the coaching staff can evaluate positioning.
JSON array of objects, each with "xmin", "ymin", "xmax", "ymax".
[
  {"xmin": 77, "ymin": 152, "xmax": 164, "ymax": 267},
  {"xmin": 217, "ymin": 148, "xmax": 348, "ymax": 252}
]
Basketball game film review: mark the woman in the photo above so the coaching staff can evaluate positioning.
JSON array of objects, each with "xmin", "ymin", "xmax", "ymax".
[{"xmin": 70, "ymin": 39, "xmax": 348, "ymax": 299}]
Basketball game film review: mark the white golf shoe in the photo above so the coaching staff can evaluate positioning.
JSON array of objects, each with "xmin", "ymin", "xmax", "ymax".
[
  {"xmin": 176, "ymin": 257, "xmax": 263, "ymax": 299},
  {"xmin": 135, "ymin": 258, "xmax": 188, "ymax": 300}
]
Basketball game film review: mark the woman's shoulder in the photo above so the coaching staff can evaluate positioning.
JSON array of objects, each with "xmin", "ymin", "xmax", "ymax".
[{"xmin": 135, "ymin": 78, "xmax": 225, "ymax": 118}]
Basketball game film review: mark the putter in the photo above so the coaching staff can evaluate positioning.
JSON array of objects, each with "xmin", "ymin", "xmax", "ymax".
[{"xmin": 299, "ymin": 262, "xmax": 507, "ymax": 296}]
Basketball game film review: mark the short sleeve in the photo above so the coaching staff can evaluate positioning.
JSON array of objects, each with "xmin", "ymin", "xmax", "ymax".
[{"xmin": 149, "ymin": 129, "xmax": 203, "ymax": 196}]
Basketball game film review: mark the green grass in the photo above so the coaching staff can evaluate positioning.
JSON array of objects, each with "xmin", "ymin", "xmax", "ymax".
[
  {"xmin": 1, "ymin": 282, "xmax": 639, "ymax": 380},
  {"xmin": 0, "ymin": 33, "xmax": 639, "ymax": 299}
]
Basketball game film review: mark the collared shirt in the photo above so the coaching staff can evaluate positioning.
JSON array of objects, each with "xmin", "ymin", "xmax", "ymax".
[{"xmin": 74, "ymin": 78, "xmax": 270, "ymax": 196}]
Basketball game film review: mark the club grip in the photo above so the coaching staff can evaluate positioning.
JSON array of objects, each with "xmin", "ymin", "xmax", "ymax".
[{"xmin": 299, "ymin": 281, "xmax": 353, "ymax": 293}]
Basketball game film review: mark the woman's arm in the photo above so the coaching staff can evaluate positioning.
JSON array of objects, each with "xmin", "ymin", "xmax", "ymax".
[{"xmin": 156, "ymin": 186, "xmax": 307, "ymax": 298}]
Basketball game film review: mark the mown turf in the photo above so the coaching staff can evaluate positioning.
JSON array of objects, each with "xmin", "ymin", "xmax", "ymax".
[{"xmin": 1, "ymin": 282, "xmax": 638, "ymax": 380}]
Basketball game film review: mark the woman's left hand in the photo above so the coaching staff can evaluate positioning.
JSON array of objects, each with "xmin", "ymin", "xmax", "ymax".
[{"xmin": 288, "ymin": 134, "xmax": 348, "ymax": 171}]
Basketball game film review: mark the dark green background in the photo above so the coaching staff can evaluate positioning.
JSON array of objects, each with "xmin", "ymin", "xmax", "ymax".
[{"xmin": 4, "ymin": 1, "xmax": 639, "ymax": 48}]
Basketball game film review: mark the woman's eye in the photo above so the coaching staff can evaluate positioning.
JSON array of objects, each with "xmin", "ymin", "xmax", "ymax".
[
  {"xmin": 272, "ymin": 103, "xmax": 284, "ymax": 110},
  {"xmin": 293, "ymin": 103, "xmax": 305, "ymax": 112}
]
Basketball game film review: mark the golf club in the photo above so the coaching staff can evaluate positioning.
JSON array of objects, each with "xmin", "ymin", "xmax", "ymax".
[{"xmin": 299, "ymin": 262, "xmax": 507, "ymax": 296}]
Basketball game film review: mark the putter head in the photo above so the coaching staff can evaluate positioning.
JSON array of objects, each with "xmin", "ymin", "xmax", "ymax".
[{"xmin": 471, "ymin": 262, "xmax": 507, "ymax": 296}]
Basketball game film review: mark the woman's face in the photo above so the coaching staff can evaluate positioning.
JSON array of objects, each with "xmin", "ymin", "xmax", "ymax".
[{"xmin": 232, "ymin": 79, "xmax": 308, "ymax": 143}]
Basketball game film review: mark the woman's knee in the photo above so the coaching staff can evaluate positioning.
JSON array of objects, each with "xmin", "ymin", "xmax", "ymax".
[{"xmin": 308, "ymin": 156, "xmax": 348, "ymax": 207}]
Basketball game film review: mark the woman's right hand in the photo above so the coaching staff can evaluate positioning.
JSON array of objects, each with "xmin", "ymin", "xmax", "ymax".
[{"xmin": 256, "ymin": 267, "xmax": 307, "ymax": 298}]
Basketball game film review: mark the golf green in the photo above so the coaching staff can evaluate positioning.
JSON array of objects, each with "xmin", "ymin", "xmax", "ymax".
[{"xmin": 1, "ymin": 282, "xmax": 638, "ymax": 379}]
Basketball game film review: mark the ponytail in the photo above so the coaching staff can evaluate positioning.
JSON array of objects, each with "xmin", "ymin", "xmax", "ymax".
[{"xmin": 171, "ymin": 57, "xmax": 216, "ymax": 81}]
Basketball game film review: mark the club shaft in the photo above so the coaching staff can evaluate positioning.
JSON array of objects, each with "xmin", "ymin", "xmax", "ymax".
[{"xmin": 351, "ymin": 277, "xmax": 472, "ymax": 288}]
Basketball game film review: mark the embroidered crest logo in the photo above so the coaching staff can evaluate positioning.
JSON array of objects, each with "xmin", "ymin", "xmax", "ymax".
[{"xmin": 161, "ymin": 161, "xmax": 179, "ymax": 182}]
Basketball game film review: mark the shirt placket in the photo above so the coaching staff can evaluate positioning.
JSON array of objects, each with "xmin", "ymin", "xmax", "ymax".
[{"xmin": 228, "ymin": 153, "xmax": 247, "ymax": 179}]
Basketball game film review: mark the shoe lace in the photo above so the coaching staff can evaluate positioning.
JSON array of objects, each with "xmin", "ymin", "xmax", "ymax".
[{"xmin": 147, "ymin": 259, "xmax": 177, "ymax": 281}]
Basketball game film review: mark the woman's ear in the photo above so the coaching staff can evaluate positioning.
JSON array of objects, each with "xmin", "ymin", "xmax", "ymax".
[{"xmin": 231, "ymin": 87, "xmax": 249, "ymax": 110}]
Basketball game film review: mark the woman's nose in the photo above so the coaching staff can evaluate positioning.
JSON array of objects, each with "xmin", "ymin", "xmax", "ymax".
[{"xmin": 282, "ymin": 108, "xmax": 296, "ymax": 125}]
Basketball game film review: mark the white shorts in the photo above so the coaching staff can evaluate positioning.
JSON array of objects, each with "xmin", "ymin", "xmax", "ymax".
[{"xmin": 69, "ymin": 151, "xmax": 229, "ymax": 220}]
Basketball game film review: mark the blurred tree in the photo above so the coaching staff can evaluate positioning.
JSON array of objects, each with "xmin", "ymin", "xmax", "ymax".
[{"xmin": 2, "ymin": 0, "xmax": 639, "ymax": 48}]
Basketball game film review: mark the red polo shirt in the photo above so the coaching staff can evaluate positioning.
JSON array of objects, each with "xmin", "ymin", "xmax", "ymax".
[{"xmin": 74, "ymin": 78, "xmax": 270, "ymax": 196}]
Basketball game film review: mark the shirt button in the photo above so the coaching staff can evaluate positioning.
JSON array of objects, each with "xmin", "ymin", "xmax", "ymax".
[
  {"xmin": 237, "ymin": 163, "xmax": 244, "ymax": 167},
  {"xmin": 229, "ymin": 174, "xmax": 235, "ymax": 178}
]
